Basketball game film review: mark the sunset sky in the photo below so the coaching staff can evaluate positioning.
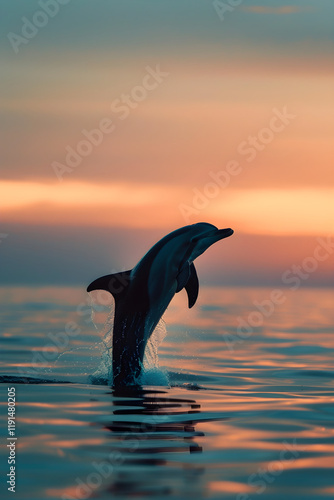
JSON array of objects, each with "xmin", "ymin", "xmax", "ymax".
[{"xmin": 1, "ymin": 0, "xmax": 333, "ymax": 286}]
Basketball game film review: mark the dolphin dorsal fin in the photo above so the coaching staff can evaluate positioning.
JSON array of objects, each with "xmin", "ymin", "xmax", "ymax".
[
  {"xmin": 87, "ymin": 271, "xmax": 132, "ymax": 301},
  {"xmin": 176, "ymin": 262, "xmax": 199, "ymax": 308}
]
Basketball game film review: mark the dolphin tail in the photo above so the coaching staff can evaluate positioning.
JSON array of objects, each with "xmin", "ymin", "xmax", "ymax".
[{"xmin": 86, "ymin": 270, "xmax": 132, "ymax": 300}]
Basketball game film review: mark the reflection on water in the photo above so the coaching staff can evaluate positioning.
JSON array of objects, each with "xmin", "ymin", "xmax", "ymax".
[
  {"xmin": 0, "ymin": 286, "xmax": 334, "ymax": 499},
  {"xmin": 95, "ymin": 387, "xmax": 206, "ymax": 498}
]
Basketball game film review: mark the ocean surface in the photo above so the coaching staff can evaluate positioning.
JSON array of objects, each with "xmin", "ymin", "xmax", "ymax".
[{"xmin": 0, "ymin": 286, "xmax": 334, "ymax": 500}]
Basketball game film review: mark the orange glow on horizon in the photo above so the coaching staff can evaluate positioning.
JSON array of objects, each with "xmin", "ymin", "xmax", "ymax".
[
  {"xmin": 206, "ymin": 188, "xmax": 334, "ymax": 236},
  {"xmin": 1, "ymin": 180, "xmax": 333, "ymax": 237},
  {"xmin": 244, "ymin": 6, "xmax": 303, "ymax": 15},
  {"xmin": 0, "ymin": 180, "xmax": 178, "ymax": 210}
]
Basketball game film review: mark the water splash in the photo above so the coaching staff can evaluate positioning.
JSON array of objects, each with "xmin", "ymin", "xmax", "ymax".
[{"xmin": 88, "ymin": 291, "xmax": 169, "ymax": 386}]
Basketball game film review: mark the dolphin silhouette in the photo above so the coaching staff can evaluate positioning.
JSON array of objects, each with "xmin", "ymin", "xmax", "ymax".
[{"xmin": 87, "ymin": 222, "xmax": 233, "ymax": 387}]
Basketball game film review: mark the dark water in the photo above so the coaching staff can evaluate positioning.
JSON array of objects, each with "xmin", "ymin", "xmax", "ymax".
[{"xmin": 1, "ymin": 286, "xmax": 334, "ymax": 500}]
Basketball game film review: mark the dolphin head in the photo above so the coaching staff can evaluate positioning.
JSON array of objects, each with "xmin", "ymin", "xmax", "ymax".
[{"xmin": 186, "ymin": 223, "xmax": 234, "ymax": 262}]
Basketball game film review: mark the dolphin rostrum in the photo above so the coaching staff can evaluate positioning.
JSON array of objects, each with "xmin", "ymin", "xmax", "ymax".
[{"xmin": 87, "ymin": 222, "xmax": 233, "ymax": 387}]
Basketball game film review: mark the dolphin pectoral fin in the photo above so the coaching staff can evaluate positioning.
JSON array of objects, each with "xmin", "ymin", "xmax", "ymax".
[
  {"xmin": 176, "ymin": 262, "xmax": 191, "ymax": 293},
  {"xmin": 185, "ymin": 263, "xmax": 199, "ymax": 308},
  {"xmin": 176, "ymin": 262, "xmax": 199, "ymax": 308},
  {"xmin": 87, "ymin": 270, "xmax": 132, "ymax": 300}
]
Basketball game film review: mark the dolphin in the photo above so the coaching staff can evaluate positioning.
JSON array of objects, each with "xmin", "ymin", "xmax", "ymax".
[{"xmin": 87, "ymin": 222, "xmax": 233, "ymax": 387}]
